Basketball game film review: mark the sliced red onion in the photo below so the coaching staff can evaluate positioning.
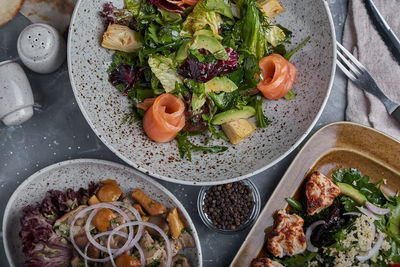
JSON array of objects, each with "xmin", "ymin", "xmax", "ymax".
[
  {"xmin": 136, "ymin": 244, "xmax": 145, "ymax": 267},
  {"xmin": 356, "ymin": 232, "xmax": 384, "ymax": 262},
  {"xmin": 84, "ymin": 231, "xmax": 129, "ymax": 267},
  {"xmin": 69, "ymin": 203, "xmax": 134, "ymax": 261},
  {"xmin": 107, "ymin": 221, "xmax": 173, "ymax": 267},
  {"xmin": 365, "ymin": 201, "xmax": 390, "ymax": 215},
  {"xmin": 306, "ymin": 220, "xmax": 326, "ymax": 252},
  {"xmin": 343, "ymin": 212, "xmax": 361, "ymax": 216},
  {"xmin": 357, "ymin": 206, "xmax": 380, "ymax": 220},
  {"xmin": 84, "ymin": 231, "xmax": 145, "ymax": 267},
  {"xmin": 83, "ymin": 204, "xmax": 134, "ymax": 254}
]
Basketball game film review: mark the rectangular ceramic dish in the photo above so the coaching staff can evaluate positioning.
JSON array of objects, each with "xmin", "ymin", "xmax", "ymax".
[{"xmin": 230, "ymin": 121, "xmax": 400, "ymax": 266}]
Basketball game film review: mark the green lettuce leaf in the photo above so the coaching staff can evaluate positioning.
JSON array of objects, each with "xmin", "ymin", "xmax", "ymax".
[
  {"xmin": 125, "ymin": 0, "xmax": 142, "ymax": 17},
  {"xmin": 148, "ymin": 55, "xmax": 182, "ymax": 92},
  {"xmin": 264, "ymin": 25, "xmax": 286, "ymax": 47},
  {"xmin": 387, "ymin": 196, "xmax": 400, "ymax": 244},
  {"xmin": 182, "ymin": 0, "xmax": 223, "ymax": 35}
]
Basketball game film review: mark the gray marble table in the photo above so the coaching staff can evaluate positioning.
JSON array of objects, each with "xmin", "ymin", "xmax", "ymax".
[{"xmin": 0, "ymin": 1, "xmax": 348, "ymax": 266}]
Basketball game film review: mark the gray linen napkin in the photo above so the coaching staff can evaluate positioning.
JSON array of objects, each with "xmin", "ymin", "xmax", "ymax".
[{"xmin": 343, "ymin": 0, "xmax": 400, "ymax": 140}]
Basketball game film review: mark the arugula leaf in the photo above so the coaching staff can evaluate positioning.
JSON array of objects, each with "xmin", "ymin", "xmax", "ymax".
[
  {"xmin": 202, "ymin": 104, "xmax": 229, "ymax": 142},
  {"xmin": 243, "ymin": 54, "xmax": 260, "ymax": 88},
  {"xmin": 175, "ymin": 132, "xmax": 228, "ymax": 160},
  {"xmin": 284, "ymin": 36, "xmax": 310, "ymax": 61},
  {"xmin": 276, "ymin": 251, "xmax": 317, "ymax": 266},
  {"xmin": 284, "ymin": 90, "xmax": 296, "ymax": 100}
]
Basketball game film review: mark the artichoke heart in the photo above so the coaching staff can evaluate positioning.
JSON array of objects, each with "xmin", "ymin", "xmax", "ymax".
[
  {"xmin": 256, "ymin": 0, "xmax": 285, "ymax": 19},
  {"xmin": 101, "ymin": 24, "xmax": 142, "ymax": 53}
]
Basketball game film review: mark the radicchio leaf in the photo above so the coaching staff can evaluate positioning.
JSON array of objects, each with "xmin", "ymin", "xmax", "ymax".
[
  {"xmin": 149, "ymin": 0, "xmax": 186, "ymax": 14},
  {"xmin": 39, "ymin": 182, "xmax": 99, "ymax": 222},
  {"xmin": 109, "ymin": 63, "xmax": 143, "ymax": 95},
  {"xmin": 178, "ymin": 48, "xmax": 239, "ymax": 82},
  {"xmin": 100, "ymin": 3, "xmax": 134, "ymax": 27}
]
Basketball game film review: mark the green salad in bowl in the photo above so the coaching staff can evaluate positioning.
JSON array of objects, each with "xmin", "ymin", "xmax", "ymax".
[{"xmin": 99, "ymin": 0, "xmax": 308, "ymax": 160}]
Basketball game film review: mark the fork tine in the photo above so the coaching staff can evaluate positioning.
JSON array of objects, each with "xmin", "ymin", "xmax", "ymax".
[
  {"xmin": 336, "ymin": 49, "xmax": 362, "ymax": 77},
  {"xmin": 336, "ymin": 59, "xmax": 357, "ymax": 81},
  {"xmin": 336, "ymin": 41, "xmax": 366, "ymax": 71}
]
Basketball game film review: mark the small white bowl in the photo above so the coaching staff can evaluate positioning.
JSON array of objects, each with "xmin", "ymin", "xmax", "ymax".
[
  {"xmin": 17, "ymin": 23, "xmax": 66, "ymax": 74},
  {"xmin": 0, "ymin": 60, "xmax": 34, "ymax": 126}
]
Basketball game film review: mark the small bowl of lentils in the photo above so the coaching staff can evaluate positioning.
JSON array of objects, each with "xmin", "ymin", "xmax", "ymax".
[{"xmin": 197, "ymin": 179, "xmax": 261, "ymax": 233}]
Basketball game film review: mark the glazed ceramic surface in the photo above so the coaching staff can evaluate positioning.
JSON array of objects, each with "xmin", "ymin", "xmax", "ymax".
[
  {"xmin": 0, "ymin": 60, "xmax": 34, "ymax": 126},
  {"xmin": 230, "ymin": 122, "xmax": 400, "ymax": 267},
  {"xmin": 68, "ymin": 0, "xmax": 336, "ymax": 185},
  {"xmin": 18, "ymin": 23, "xmax": 66, "ymax": 74},
  {"xmin": 2, "ymin": 159, "xmax": 202, "ymax": 267}
]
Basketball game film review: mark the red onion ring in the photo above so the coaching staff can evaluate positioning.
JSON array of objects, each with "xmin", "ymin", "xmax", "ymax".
[
  {"xmin": 83, "ymin": 205, "xmax": 134, "ymax": 254},
  {"xmin": 84, "ymin": 231, "xmax": 146, "ymax": 267},
  {"xmin": 356, "ymin": 232, "xmax": 384, "ymax": 262},
  {"xmin": 69, "ymin": 203, "xmax": 134, "ymax": 261},
  {"xmin": 107, "ymin": 221, "xmax": 173, "ymax": 267},
  {"xmin": 365, "ymin": 201, "xmax": 390, "ymax": 215},
  {"xmin": 305, "ymin": 220, "xmax": 325, "ymax": 252},
  {"xmin": 357, "ymin": 206, "xmax": 380, "ymax": 220}
]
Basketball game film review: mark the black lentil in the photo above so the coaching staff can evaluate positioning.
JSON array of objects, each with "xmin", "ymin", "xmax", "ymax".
[{"xmin": 202, "ymin": 181, "xmax": 254, "ymax": 230}]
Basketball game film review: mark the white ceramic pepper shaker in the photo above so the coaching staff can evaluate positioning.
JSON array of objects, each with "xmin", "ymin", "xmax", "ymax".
[
  {"xmin": 17, "ymin": 23, "xmax": 66, "ymax": 74},
  {"xmin": 0, "ymin": 60, "xmax": 34, "ymax": 126}
]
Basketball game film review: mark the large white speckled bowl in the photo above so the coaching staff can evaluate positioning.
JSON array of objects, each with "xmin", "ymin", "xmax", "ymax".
[
  {"xmin": 68, "ymin": 0, "xmax": 336, "ymax": 185},
  {"xmin": 2, "ymin": 159, "xmax": 202, "ymax": 267}
]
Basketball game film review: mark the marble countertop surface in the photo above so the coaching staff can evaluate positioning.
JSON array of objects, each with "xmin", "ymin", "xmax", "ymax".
[{"xmin": 0, "ymin": 1, "xmax": 348, "ymax": 266}]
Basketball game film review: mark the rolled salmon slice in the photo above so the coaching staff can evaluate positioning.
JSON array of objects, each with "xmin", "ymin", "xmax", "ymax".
[
  {"xmin": 143, "ymin": 93, "xmax": 186, "ymax": 143},
  {"xmin": 257, "ymin": 54, "xmax": 297, "ymax": 100}
]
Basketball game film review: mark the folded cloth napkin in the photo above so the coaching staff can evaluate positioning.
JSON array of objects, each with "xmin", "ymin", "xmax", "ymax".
[{"xmin": 343, "ymin": 0, "xmax": 400, "ymax": 140}]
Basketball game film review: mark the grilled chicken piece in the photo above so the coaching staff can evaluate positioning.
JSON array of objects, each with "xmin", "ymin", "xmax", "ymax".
[
  {"xmin": 54, "ymin": 205, "xmax": 91, "ymax": 237},
  {"xmin": 147, "ymin": 215, "xmax": 169, "ymax": 237},
  {"xmin": 250, "ymin": 258, "xmax": 283, "ymax": 267},
  {"xmin": 170, "ymin": 232, "xmax": 195, "ymax": 256},
  {"xmin": 267, "ymin": 209, "xmax": 306, "ymax": 257},
  {"xmin": 306, "ymin": 171, "xmax": 341, "ymax": 215},
  {"xmin": 139, "ymin": 230, "xmax": 167, "ymax": 265}
]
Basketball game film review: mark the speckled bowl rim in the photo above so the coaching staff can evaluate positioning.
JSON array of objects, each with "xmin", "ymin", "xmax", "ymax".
[
  {"xmin": 67, "ymin": 0, "xmax": 336, "ymax": 186},
  {"xmin": 2, "ymin": 158, "xmax": 203, "ymax": 267}
]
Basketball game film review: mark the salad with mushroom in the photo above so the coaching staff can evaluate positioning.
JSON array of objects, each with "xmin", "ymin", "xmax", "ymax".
[
  {"xmin": 19, "ymin": 179, "xmax": 195, "ymax": 267},
  {"xmin": 251, "ymin": 169, "xmax": 400, "ymax": 267},
  {"xmin": 99, "ymin": 0, "xmax": 308, "ymax": 160}
]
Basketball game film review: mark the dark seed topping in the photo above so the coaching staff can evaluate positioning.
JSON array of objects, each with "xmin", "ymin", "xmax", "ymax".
[{"xmin": 202, "ymin": 181, "xmax": 254, "ymax": 230}]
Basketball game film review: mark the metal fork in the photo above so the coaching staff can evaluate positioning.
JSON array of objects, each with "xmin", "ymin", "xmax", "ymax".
[{"xmin": 336, "ymin": 41, "xmax": 400, "ymax": 122}]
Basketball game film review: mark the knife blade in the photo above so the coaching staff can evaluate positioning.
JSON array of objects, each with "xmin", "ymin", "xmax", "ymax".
[{"xmin": 364, "ymin": 0, "xmax": 400, "ymax": 64}]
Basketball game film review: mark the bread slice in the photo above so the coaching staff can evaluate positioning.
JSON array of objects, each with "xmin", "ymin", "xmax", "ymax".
[{"xmin": 0, "ymin": 0, "xmax": 24, "ymax": 27}]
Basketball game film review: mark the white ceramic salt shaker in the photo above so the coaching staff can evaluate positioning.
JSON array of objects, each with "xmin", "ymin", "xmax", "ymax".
[
  {"xmin": 0, "ymin": 60, "xmax": 34, "ymax": 126},
  {"xmin": 17, "ymin": 23, "xmax": 66, "ymax": 74}
]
